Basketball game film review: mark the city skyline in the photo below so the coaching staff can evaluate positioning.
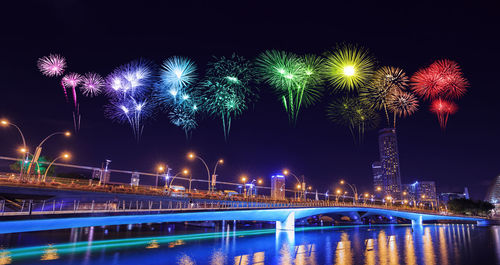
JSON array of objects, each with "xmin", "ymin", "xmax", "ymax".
[{"xmin": 1, "ymin": 1, "xmax": 499, "ymax": 201}]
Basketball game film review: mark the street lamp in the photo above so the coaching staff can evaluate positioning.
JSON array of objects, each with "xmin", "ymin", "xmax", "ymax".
[
  {"xmin": 26, "ymin": 130, "xmax": 71, "ymax": 177},
  {"xmin": 155, "ymin": 164, "xmax": 166, "ymax": 188},
  {"xmin": 1, "ymin": 119, "xmax": 27, "ymax": 178},
  {"xmin": 283, "ymin": 169, "xmax": 306, "ymax": 200},
  {"xmin": 335, "ymin": 189, "xmax": 342, "ymax": 202},
  {"xmin": 168, "ymin": 169, "xmax": 190, "ymax": 190},
  {"xmin": 240, "ymin": 175, "xmax": 248, "ymax": 197},
  {"xmin": 188, "ymin": 152, "xmax": 223, "ymax": 193},
  {"xmin": 42, "ymin": 152, "xmax": 71, "ymax": 182},
  {"xmin": 340, "ymin": 179, "xmax": 358, "ymax": 203}
]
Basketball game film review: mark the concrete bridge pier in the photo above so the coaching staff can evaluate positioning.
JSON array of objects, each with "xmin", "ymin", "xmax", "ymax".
[
  {"xmin": 477, "ymin": 220, "xmax": 489, "ymax": 226},
  {"xmin": 276, "ymin": 212, "xmax": 295, "ymax": 231},
  {"xmin": 411, "ymin": 215, "xmax": 423, "ymax": 226}
]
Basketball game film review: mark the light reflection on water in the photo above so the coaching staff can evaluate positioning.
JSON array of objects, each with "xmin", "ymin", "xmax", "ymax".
[{"xmin": 0, "ymin": 224, "xmax": 499, "ymax": 265}]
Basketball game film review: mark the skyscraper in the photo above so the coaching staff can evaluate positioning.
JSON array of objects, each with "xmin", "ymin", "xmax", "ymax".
[
  {"xmin": 486, "ymin": 175, "xmax": 500, "ymax": 204},
  {"xmin": 271, "ymin": 175, "xmax": 286, "ymax": 200},
  {"xmin": 372, "ymin": 161, "xmax": 383, "ymax": 193},
  {"xmin": 378, "ymin": 128, "xmax": 402, "ymax": 198}
]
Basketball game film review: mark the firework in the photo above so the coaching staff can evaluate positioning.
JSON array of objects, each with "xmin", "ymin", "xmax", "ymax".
[
  {"xmin": 37, "ymin": 54, "xmax": 66, "ymax": 77},
  {"xmin": 360, "ymin": 66, "xmax": 410, "ymax": 126},
  {"xmin": 160, "ymin": 56, "xmax": 197, "ymax": 100},
  {"xmin": 327, "ymin": 97, "xmax": 379, "ymax": 142},
  {"xmin": 323, "ymin": 44, "xmax": 375, "ymax": 91},
  {"xmin": 105, "ymin": 97, "xmax": 154, "ymax": 140},
  {"xmin": 411, "ymin": 59, "xmax": 468, "ymax": 100},
  {"xmin": 81, "ymin": 72, "xmax": 104, "ymax": 97},
  {"xmin": 62, "ymin": 73, "xmax": 83, "ymax": 131},
  {"xmin": 430, "ymin": 99, "xmax": 458, "ymax": 129},
  {"xmin": 169, "ymin": 99, "xmax": 200, "ymax": 138},
  {"xmin": 387, "ymin": 90, "xmax": 419, "ymax": 127},
  {"xmin": 106, "ymin": 60, "xmax": 154, "ymax": 99},
  {"xmin": 104, "ymin": 60, "xmax": 155, "ymax": 140},
  {"xmin": 202, "ymin": 54, "xmax": 258, "ymax": 140},
  {"xmin": 256, "ymin": 51, "xmax": 322, "ymax": 124}
]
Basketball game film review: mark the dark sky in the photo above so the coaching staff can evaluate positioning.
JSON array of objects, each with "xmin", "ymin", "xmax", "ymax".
[{"xmin": 0, "ymin": 1, "xmax": 499, "ymax": 199}]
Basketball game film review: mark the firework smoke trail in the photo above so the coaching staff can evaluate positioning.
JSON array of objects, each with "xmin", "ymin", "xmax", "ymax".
[
  {"xmin": 81, "ymin": 72, "xmax": 104, "ymax": 97},
  {"xmin": 105, "ymin": 60, "xmax": 155, "ymax": 140},
  {"xmin": 62, "ymin": 73, "xmax": 83, "ymax": 131},
  {"xmin": 256, "ymin": 51, "xmax": 321, "ymax": 125},
  {"xmin": 411, "ymin": 59, "xmax": 468, "ymax": 129},
  {"xmin": 202, "ymin": 54, "xmax": 258, "ymax": 140},
  {"xmin": 323, "ymin": 44, "xmax": 375, "ymax": 92}
]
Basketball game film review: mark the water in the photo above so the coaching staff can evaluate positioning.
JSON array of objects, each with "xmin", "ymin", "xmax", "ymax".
[{"xmin": 0, "ymin": 224, "xmax": 499, "ymax": 264}]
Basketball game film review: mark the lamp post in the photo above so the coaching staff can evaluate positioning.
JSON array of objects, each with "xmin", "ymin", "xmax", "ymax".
[
  {"xmin": 188, "ymin": 152, "xmax": 223, "ymax": 193},
  {"xmin": 156, "ymin": 164, "xmax": 166, "ymax": 188},
  {"xmin": 26, "ymin": 131, "xmax": 71, "ymax": 177},
  {"xmin": 283, "ymin": 169, "xmax": 305, "ymax": 200},
  {"xmin": 42, "ymin": 152, "xmax": 71, "ymax": 182},
  {"xmin": 340, "ymin": 179, "xmax": 358, "ymax": 203},
  {"xmin": 1, "ymin": 119, "xmax": 27, "ymax": 179},
  {"xmin": 335, "ymin": 189, "xmax": 342, "ymax": 202},
  {"xmin": 168, "ymin": 169, "xmax": 190, "ymax": 189},
  {"xmin": 240, "ymin": 175, "xmax": 247, "ymax": 197}
]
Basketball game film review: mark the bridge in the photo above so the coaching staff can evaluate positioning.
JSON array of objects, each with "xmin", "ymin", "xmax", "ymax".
[{"xmin": 0, "ymin": 199, "xmax": 486, "ymax": 234}]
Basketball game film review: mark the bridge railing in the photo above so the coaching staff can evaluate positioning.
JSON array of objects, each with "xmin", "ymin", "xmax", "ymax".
[{"xmin": 0, "ymin": 198, "xmax": 468, "ymax": 218}]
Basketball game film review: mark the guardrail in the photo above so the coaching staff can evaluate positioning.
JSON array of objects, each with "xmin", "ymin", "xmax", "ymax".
[{"xmin": 0, "ymin": 198, "xmax": 469, "ymax": 218}]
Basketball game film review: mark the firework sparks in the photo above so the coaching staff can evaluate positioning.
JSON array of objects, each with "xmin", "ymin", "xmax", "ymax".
[
  {"xmin": 106, "ymin": 60, "xmax": 153, "ymax": 99},
  {"xmin": 62, "ymin": 73, "xmax": 83, "ymax": 131},
  {"xmin": 323, "ymin": 44, "xmax": 375, "ymax": 91},
  {"xmin": 256, "ymin": 51, "xmax": 322, "ymax": 125},
  {"xmin": 202, "ymin": 54, "xmax": 258, "ymax": 140},
  {"xmin": 387, "ymin": 90, "xmax": 419, "ymax": 127},
  {"xmin": 37, "ymin": 54, "xmax": 66, "ymax": 77},
  {"xmin": 105, "ymin": 60, "xmax": 155, "ymax": 140},
  {"xmin": 411, "ymin": 59, "xmax": 468, "ymax": 100},
  {"xmin": 160, "ymin": 56, "xmax": 197, "ymax": 99},
  {"xmin": 327, "ymin": 97, "xmax": 379, "ymax": 143},
  {"xmin": 430, "ymin": 98, "xmax": 458, "ymax": 129},
  {"xmin": 81, "ymin": 72, "xmax": 104, "ymax": 97}
]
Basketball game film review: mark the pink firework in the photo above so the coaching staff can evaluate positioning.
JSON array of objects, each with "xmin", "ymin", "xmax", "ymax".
[
  {"xmin": 430, "ymin": 98, "xmax": 458, "ymax": 129},
  {"xmin": 411, "ymin": 59, "xmax": 468, "ymax": 100},
  {"xmin": 62, "ymin": 73, "xmax": 82, "ymax": 107},
  {"xmin": 81, "ymin": 72, "xmax": 104, "ymax": 97},
  {"xmin": 37, "ymin": 54, "xmax": 66, "ymax": 77}
]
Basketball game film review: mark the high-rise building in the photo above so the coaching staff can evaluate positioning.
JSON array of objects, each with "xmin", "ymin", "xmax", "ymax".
[
  {"xmin": 372, "ymin": 161, "xmax": 383, "ymax": 193},
  {"xmin": 486, "ymin": 175, "xmax": 500, "ymax": 204},
  {"xmin": 378, "ymin": 128, "xmax": 402, "ymax": 197},
  {"xmin": 402, "ymin": 181, "xmax": 437, "ymax": 207},
  {"xmin": 271, "ymin": 175, "xmax": 286, "ymax": 200}
]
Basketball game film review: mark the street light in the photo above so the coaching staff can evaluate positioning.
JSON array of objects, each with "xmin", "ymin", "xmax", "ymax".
[
  {"xmin": 1, "ymin": 119, "xmax": 27, "ymax": 178},
  {"xmin": 283, "ymin": 169, "xmax": 306, "ymax": 200},
  {"xmin": 26, "ymin": 130, "xmax": 71, "ymax": 177},
  {"xmin": 42, "ymin": 152, "xmax": 71, "ymax": 182},
  {"xmin": 340, "ymin": 179, "xmax": 358, "ymax": 203},
  {"xmin": 155, "ymin": 164, "xmax": 166, "ymax": 188},
  {"xmin": 168, "ymin": 169, "xmax": 190, "ymax": 190},
  {"xmin": 188, "ymin": 152, "xmax": 223, "ymax": 193}
]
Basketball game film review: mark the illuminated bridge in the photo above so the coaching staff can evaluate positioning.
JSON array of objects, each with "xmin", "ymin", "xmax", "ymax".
[{"xmin": 0, "ymin": 199, "xmax": 487, "ymax": 234}]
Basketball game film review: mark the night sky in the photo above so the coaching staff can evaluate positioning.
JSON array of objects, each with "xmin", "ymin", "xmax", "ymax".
[{"xmin": 1, "ymin": 1, "xmax": 498, "ymax": 199}]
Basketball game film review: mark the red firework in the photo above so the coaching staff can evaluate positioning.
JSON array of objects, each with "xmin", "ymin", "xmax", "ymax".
[
  {"xmin": 411, "ymin": 59, "xmax": 469, "ymax": 100},
  {"xmin": 430, "ymin": 98, "xmax": 458, "ymax": 129}
]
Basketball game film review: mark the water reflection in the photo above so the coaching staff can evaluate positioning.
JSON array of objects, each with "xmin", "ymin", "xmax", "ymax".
[{"xmin": 0, "ymin": 224, "xmax": 497, "ymax": 265}]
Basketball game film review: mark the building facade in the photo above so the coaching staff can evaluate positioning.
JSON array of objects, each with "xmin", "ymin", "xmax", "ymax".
[
  {"xmin": 486, "ymin": 175, "xmax": 500, "ymax": 204},
  {"xmin": 372, "ymin": 161, "xmax": 383, "ymax": 194},
  {"xmin": 402, "ymin": 181, "xmax": 437, "ymax": 207},
  {"xmin": 377, "ymin": 128, "xmax": 402, "ymax": 198},
  {"xmin": 271, "ymin": 175, "xmax": 286, "ymax": 200}
]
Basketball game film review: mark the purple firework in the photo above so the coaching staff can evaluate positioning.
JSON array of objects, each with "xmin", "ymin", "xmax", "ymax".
[
  {"xmin": 62, "ymin": 73, "xmax": 82, "ymax": 106},
  {"xmin": 37, "ymin": 54, "xmax": 66, "ymax": 77},
  {"xmin": 81, "ymin": 72, "xmax": 104, "ymax": 97},
  {"xmin": 105, "ymin": 60, "xmax": 153, "ymax": 99}
]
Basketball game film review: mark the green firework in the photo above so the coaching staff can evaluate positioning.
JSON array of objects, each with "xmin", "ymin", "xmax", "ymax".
[
  {"xmin": 256, "ymin": 50, "xmax": 323, "ymax": 125},
  {"xmin": 201, "ymin": 54, "xmax": 258, "ymax": 140},
  {"xmin": 327, "ymin": 97, "xmax": 379, "ymax": 143},
  {"xmin": 323, "ymin": 44, "xmax": 375, "ymax": 92}
]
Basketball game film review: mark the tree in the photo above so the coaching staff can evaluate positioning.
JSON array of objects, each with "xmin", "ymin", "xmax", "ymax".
[{"xmin": 447, "ymin": 198, "xmax": 494, "ymax": 217}]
